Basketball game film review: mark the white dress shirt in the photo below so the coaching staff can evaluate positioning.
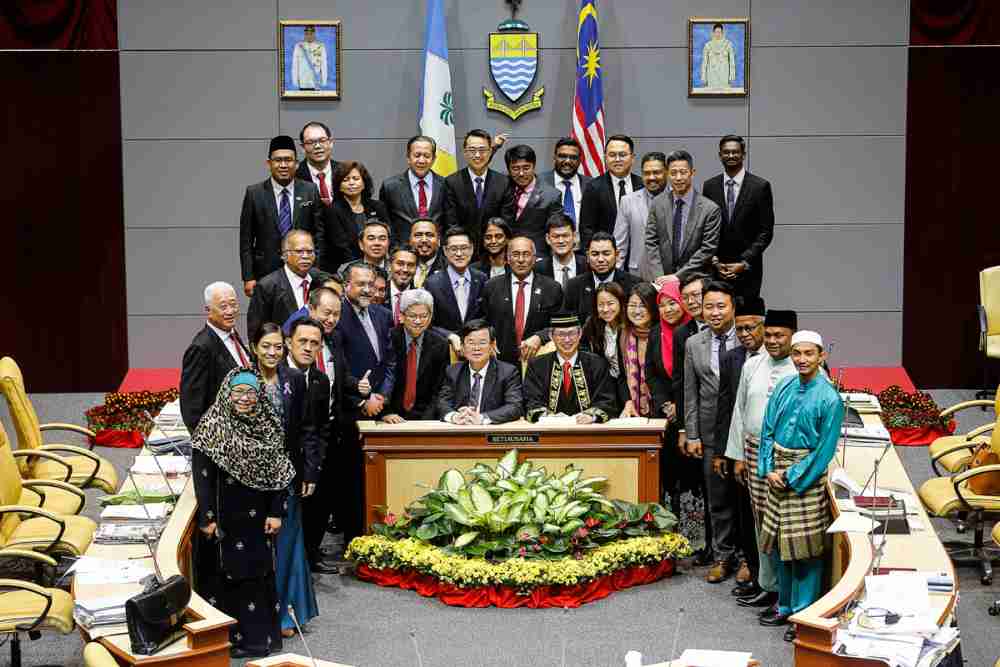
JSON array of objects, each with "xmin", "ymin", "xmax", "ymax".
[
  {"xmin": 445, "ymin": 361, "xmax": 492, "ymax": 424},
  {"xmin": 284, "ymin": 265, "xmax": 311, "ymax": 310},
  {"xmin": 408, "ymin": 169, "xmax": 433, "ymax": 207},
  {"xmin": 206, "ymin": 322, "xmax": 247, "ymax": 366},
  {"xmin": 554, "ymin": 175, "xmax": 583, "ymax": 217},
  {"xmin": 724, "ymin": 352, "xmax": 796, "ymax": 460},
  {"xmin": 510, "ymin": 272, "xmax": 534, "ymax": 321},
  {"xmin": 614, "ymin": 176, "xmax": 635, "ymax": 199},
  {"xmin": 308, "ymin": 162, "xmax": 333, "ymax": 195},
  {"xmin": 723, "ymin": 167, "xmax": 746, "ymax": 213},
  {"xmin": 552, "ymin": 255, "xmax": 578, "ymax": 287}
]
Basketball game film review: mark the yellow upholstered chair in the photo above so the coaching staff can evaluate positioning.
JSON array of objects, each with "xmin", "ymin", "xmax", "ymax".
[
  {"xmin": 928, "ymin": 393, "xmax": 997, "ymax": 476},
  {"xmin": 976, "ymin": 265, "xmax": 1000, "ymax": 403},
  {"xmin": 83, "ymin": 641, "xmax": 119, "ymax": 667},
  {"xmin": 0, "ymin": 357, "xmax": 119, "ymax": 493},
  {"xmin": 0, "ymin": 423, "xmax": 86, "ymax": 516},
  {"xmin": 0, "ymin": 552, "xmax": 75, "ymax": 667}
]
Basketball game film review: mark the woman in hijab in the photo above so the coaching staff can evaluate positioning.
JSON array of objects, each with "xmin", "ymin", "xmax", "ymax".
[
  {"xmin": 618, "ymin": 283, "xmax": 660, "ymax": 418},
  {"xmin": 192, "ymin": 368, "xmax": 295, "ymax": 659}
]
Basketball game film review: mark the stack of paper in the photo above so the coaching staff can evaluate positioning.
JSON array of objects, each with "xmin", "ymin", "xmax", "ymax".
[
  {"xmin": 100, "ymin": 502, "xmax": 172, "ymax": 521},
  {"xmin": 74, "ymin": 592, "xmax": 134, "ymax": 629},
  {"xmin": 841, "ymin": 392, "xmax": 882, "ymax": 413},
  {"xmin": 94, "ymin": 522, "xmax": 162, "ymax": 544},
  {"xmin": 70, "ymin": 556, "xmax": 153, "ymax": 585},
  {"xmin": 131, "ymin": 455, "xmax": 190, "ymax": 476},
  {"xmin": 843, "ymin": 422, "xmax": 891, "ymax": 443}
]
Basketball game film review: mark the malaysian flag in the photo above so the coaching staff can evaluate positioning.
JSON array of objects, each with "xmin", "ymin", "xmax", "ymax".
[{"xmin": 571, "ymin": 0, "xmax": 605, "ymax": 176}]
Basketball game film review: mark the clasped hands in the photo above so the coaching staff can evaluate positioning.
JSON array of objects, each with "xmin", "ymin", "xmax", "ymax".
[
  {"xmin": 713, "ymin": 256, "xmax": 747, "ymax": 280},
  {"xmin": 450, "ymin": 406, "xmax": 487, "ymax": 425}
]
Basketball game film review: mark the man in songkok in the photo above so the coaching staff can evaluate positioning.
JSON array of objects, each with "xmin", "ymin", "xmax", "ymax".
[
  {"xmin": 724, "ymin": 309, "xmax": 798, "ymax": 614},
  {"xmin": 756, "ymin": 329, "xmax": 843, "ymax": 642},
  {"xmin": 523, "ymin": 312, "xmax": 616, "ymax": 424}
]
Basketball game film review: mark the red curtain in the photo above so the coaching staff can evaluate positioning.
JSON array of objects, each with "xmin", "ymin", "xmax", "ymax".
[
  {"xmin": 911, "ymin": 0, "xmax": 1000, "ymax": 45},
  {"xmin": 0, "ymin": 0, "xmax": 117, "ymax": 49}
]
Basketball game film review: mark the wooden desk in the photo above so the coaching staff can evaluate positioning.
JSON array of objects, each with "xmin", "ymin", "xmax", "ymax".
[
  {"xmin": 359, "ymin": 419, "xmax": 666, "ymax": 529},
  {"xmin": 790, "ymin": 414, "xmax": 958, "ymax": 666}
]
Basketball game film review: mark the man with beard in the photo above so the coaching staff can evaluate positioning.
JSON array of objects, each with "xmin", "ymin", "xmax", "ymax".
[
  {"xmin": 409, "ymin": 218, "xmax": 447, "ymax": 288},
  {"xmin": 443, "ymin": 129, "xmax": 508, "ymax": 249},
  {"xmin": 615, "ymin": 151, "xmax": 667, "ymax": 274},
  {"xmin": 562, "ymin": 232, "xmax": 641, "ymax": 322},
  {"xmin": 501, "ymin": 144, "xmax": 562, "ymax": 254},
  {"xmin": 579, "ymin": 134, "xmax": 643, "ymax": 251},
  {"xmin": 386, "ymin": 244, "xmax": 418, "ymax": 325},
  {"xmin": 535, "ymin": 213, "xmax": 587, "ymax": 287},
  {"xmin": 538, "ymin": 137, "xmax": 592, "ymax": 231}
]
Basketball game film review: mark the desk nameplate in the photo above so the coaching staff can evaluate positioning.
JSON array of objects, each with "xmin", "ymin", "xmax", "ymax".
[{"xmin": 486, "ymin": 433, "xmax": 539, "ymax": 445}]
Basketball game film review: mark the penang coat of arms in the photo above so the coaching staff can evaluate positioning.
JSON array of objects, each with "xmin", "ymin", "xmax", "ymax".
[{"xmin": 483, "ymin": 1, "xmax": 544, "ymax": 120}]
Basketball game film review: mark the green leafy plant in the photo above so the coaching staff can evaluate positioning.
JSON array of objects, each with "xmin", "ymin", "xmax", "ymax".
[{"xmin": 372, "ymin": 450, "xmax": 679, "ymax": 561}]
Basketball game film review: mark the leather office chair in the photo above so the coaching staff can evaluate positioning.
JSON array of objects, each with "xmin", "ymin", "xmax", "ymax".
[
  {"xmin": 928, "ymin": 393, "xmax": 996, "ymax": 476},
  {"xmin": 0, "ymin": 357, "xmax": 119, "ymax": 493},
  {"xmin": 0, "ymin": 554, "xmax": 74, "ymax": 667},
  {"xmin": 991, "ymin": 523, "xmax": 1000, "ymax": 617},
  {"xmin": 976, "ymin": 265, "xmax": 1000, "ymax": 404},
  {"xmin": 0, "ymin": 423, "xmax": 85, "ymax": 516},
  {"xmin": 83, "ymin": 642, "xmax": 119, "ymax": 667}
]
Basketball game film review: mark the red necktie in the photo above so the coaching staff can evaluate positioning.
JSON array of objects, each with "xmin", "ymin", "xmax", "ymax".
[
  {"xmin": 417, "ymin": 179, "xmax": 428, "ymax": 218},
  {"xmin": 393, "ymin": 293, "xmax": 401, "ymax": 325},
  {"xmin": 301, "ymin": 279, "xmax": 310, "ymax": 306},
  {"xmin": 230, "ymin": 331, "xmax": 250, "ymax": 368},
  {"xmin": 316, "ymin": 343, "xmax": 326, "ymax": 373},
  {"xmin": 514, "ymin": 280, "xmax": 527, "ymax": 347},
  {"xmin": 562, "ymin": 361, "xmax": 572, "ymax": 398},
  {"xmin": 403, "ymin": 341, "xmax": 417, "ymax": 411},
  {"xmin": 316, "ymin": 172, "xmax": 331, "ymax": 205}
]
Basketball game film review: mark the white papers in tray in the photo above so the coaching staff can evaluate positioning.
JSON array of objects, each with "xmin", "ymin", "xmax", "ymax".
[
  {"xmin": 677, "ymin": 649, "xmax": 753, "ymax": 667},
  {"xmin": 130, "ymin": 455, "xmax": 190, "ymax": 475},
  {"xmin": 537, "ymin": 414, "xmax": 579, "ymax": 425},
  {"xmin": 72, "ymin": 558, "xmax": 153, "ymax": 586},
  {"xmin": 827, "ymin": 512, "xmax": 880, "ymax": 534},
  {"xmin": 100, "ymin": 502, "xmax": 172, "ymax": 521}
]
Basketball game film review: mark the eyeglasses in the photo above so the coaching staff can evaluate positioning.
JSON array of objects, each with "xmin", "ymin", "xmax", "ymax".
[
  {"xmin": 464, "ymin": 148, "xmax": 490, "ymax": 156},
  {"xmin": 286, "ymin": 249, "xmax": 315, "ymax": 257},
  {"xmin": 301, "ymin": 138, "xmax": 330, "ymax": 148},
  {"xmin": 269, "ymin": 157, "xmax": 297, "ymax": 165},
  {"xmin": 607, "ymin": 152, "xmax": 631, "ymax": 160},
  {"xmin": 231, "ymin": 388, "xmax": 259, "ymax": 400},
  {"xmin": 735, "ymin": 323, "xmax": 763, "ymax": 333},
  {"xmin": 446, "ymin": 245, "xmax": 472, "ymax": 255},
  {"xmin": 552, "ymin": 329, "xmax": 581, "ymax": 340}
]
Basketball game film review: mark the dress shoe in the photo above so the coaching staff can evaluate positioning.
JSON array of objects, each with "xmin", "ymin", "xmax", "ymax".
[
  {"xmin": 692, "ymin": 548, "xmax": 714, "ymax": 566},
  {"xmin": 230, "ymin": 646, "xmax": 270, "ymax": 659},
  {"xmin": 758, "ymin": 611, "xmax": 791, "ymax": 626},
  {"xmin": 784, "ymin": 627, "xmax": 797, "ymax": 642},
  {"xmin": 738, "ymin": 591, "xmax": 778, "ymax": 608},
  {"xmin": 731, "ymin": 581, "xmax": 759, "ymax": 597},
  {"xmin": 758, "ymin": 602, "xmax": 778, "ymax": 619},
  {"xmin": 734, "ymin": 560, "xmax": 751, "ymax": 584},
  {"xmin": 310, "ymin": 560, "xmax": 340, "ymax": 574},
  {"xmin": 706, "ymin": 559, "xmax": 734, "ymax": 583}
]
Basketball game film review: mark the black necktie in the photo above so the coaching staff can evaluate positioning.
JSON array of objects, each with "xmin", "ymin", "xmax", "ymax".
[
  {"xmin": 617, "ymin": 179, "xmax": 627, "ymax": 203},
  {"xmin": 470, "ymin": 372, "xmax": 482, "ymax": 410},
  {"xmin": 714, "ymin": 332, "xmax": 728, "ymax": 376},
  {"xmin": 672, "ymin": 199, "xmax": 684, "ymax": 259},
  {"xmin": 726, "ymin": 179, "xmax": 736, "ymax": 221}
]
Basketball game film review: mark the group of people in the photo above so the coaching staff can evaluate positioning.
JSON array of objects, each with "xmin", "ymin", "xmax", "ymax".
[{"xmin": 181, "ymin": 121, "xmax": 843, "ymax": 656}]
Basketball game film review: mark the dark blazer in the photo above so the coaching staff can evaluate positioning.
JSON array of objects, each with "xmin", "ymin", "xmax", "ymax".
[
  {"xmin": 425, "ymin": 266, "xmax": 487, "ymax": 336},
  {"xmin": 479, "ymin": 273, "xmax": 563, "ymax": 365},
  {"xmin": 436, "ymin": 360, "xmax": 524, "ymax": 424},
  {"xmin": 239, "ymin": 178, "xmax": 325, "ymax": 282},
  {"xmin": 275, "ymin": 363, "xmax": 323, "ymax": 487},
  {"xmin": 501, "ymin": 181, "xmax": 563, "ymax": 254},
  {"xmin": 579, "ymin": 326, "xmax": 628, "ymax": 413},
  {"xmin": 714, "ymin": 345, "xmax": 753, "ymax": 452},
  {"xmin": 323, "ymin": 330, "xmax": 363, "ymax": 425},
  {"xmin": 443, "ymin": 168, "xmax": 508, "ymax": 248},
  {"xmin": 179, "ymin": 325, "xmax": 247, "ymax": 432},
  {"xmin": 474, "ymin": 259, "xmax": 511, "ymax": 280},
  {"xmin": 321, "ymin": 196, "xmax": 389, "ymax": 273},
  {"xmin": 562, "ymin": 270, "xmax": 642, "ymax": 322},
  {"xmin": 386, "ymin": 328, "xmax": 450, "ymax": 420},
  {"xmin": 246, "ymin": 266, "xmax": 323, "ymax": 343},
  {"xmin": 644, "ymin": 324, "xmax": 675, "ymax": 418},
  {"xmin": 295, "ymin": 159, "xmax": 340, "ymax": 186},
  {"xmin": 378, "ymin": 170, "xmax": 446, "ymax": 242},
  {"xmin": 535, "ymin": 254, "xmax": 588, "ymax": 282},
  {"xmin": 643, "ymin": 189, "xmax": 721, "ymax": 283},
  {"xmin": 414, "ymin": 252, "xmax": 448, "ymax": 287},
  {"xmin": 702, "ymin": 172, "xmax": 775, "ymax": 298},
  {"xmin": 523, "ymin": 351, "xmax": 617, "ymax": 421},
  {"xmin": 335, "ymin": 300, "xmax": 396, "ymax": 398},
  {"xmin": 672, "ymin": 319, "xmax": 702, "ymax": 430},
  {"xmin": 578, "ymin": 172, "xmax": 643, "ymax": 252}
]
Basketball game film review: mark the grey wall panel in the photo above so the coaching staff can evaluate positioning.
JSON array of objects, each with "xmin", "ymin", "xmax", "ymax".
[
  {"xmin": 749, "ymin": 136, "xmax": 905, "ymax": 224},
  {"xmin": 122, "ymin": 52, "xmax": 278, "ymax": 140},
  {"xmin": 761, "ymin": 224, "xmax": 902, "ymax": 311},
  {"xmin": 124, "ymin": 140, "xmax": 271, "ymax": 228},
  {"xmin": 796, "ymin": 312, "xmax": 902, "ymax": 366},
  {"xmin": 750, "ymin": 46, "xmax": 906, "ymax": 136},
  {"xmin": 129, "ymin": 315, "xmax": 249, "ymax": 368},
  {"xmin": 118, "ymin": 0, "xmax": 277, "ymax": 51},
  {"xmin": 127, "ymin": 228, "xmax": 245, "ymax": 316},
  {"xmin": 752, "ymin": 1, "xmax": 908, "ymax": 46}
]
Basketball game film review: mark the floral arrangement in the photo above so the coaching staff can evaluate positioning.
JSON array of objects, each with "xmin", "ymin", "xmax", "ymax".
[
  {"xmin": 85, "ymin": 389, "xmax": 179, "ymax": 435},
  {"xmin": 874, "ymin": 385, "xmax": 951, "ymax": 430}
]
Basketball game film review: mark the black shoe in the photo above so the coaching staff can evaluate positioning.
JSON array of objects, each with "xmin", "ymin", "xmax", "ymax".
[
  {"xmin": 758, "ymin": 611, "xmax": 791, "ymax": 626},
  {"xmin": 310, "ymin": 560, "xmax": 340, "ymax": 574},
  {"xmin": 758, "ymin": 602, "xmax": 778, "ymax": 619},
  {"xmin": 230, "ymin": 646, "xmax": 270, "ymax": 659},
  {"xmin": 732, "ymin": 582, "xmax": 759, "ymax": 597},
  {"xmin": 738, "ymin": 591, "xmax": 778, "ymax": 608},
  {"xmin": 692, "ymin": 548, "xmax": 714, "ymax": 566},
  {"xmin": 783, "ymin": 627, "xmax": 797, "ymax": 642}
]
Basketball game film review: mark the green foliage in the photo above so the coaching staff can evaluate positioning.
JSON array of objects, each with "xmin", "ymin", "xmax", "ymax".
[{"xmin": 373, "ymin": 450, "xmax": 679, "ymax": 561}]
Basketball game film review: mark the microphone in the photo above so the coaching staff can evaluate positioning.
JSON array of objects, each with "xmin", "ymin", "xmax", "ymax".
[
  {"xmin": 288, "ymin": 605, "xmax": 318, "ymax": 667},
  {"xmin": 669, "ymin": 606, "xmax": 685, "ymax": 659},
  {"xmin": 409, "ymin": 629, "xmax": 424, "ymax": 667}
]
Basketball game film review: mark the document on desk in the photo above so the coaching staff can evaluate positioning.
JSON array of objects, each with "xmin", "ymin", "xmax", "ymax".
[
  {"xmin": 843, "ymin": 423, "xmax": 891, "ymax": 442},
  {"xmin": 100, "ymin": 502, "xmax": 172, "ymax": 521},
  {"xmin": 865, "ymin": 572, "xmax": 930, "ymax": 616},
  {"xmin": 677, "ymin": 649, "xmax": 752, "ymax": 667},
  {"xmin": 131, "ymin": 455, "xmax": 190, "ymax": 475},
  {"xmin": 71, "ymin": 557, "xmax": 153, "ymax": 585},
  {"xmin": 827, "ymin": 512, "xmax": 880, "ymax": 534},
  {"xmin": 537, "ymin": 414, "xmax": 579, "ymax": 425},
  {"xmin": 611, "ymin": 417, "xmax": 653, "ymax": 425}
]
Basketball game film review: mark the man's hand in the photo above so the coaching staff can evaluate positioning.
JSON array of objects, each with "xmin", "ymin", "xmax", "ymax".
[
  {"xmin": 519, "ymin": 335, "xmax": 542, "ymax": 361},
  {"xmin": 677, "ymin": 432, "xmax": 688, "ymax": 456},
  {"xmin": 620, "ymin": 401, "xmax": 638, "ymax": 419},
  {"xmin": 357, "ymin": 370, "xmax": 372, "ymax": 397},
  {"xmin": 264, "ymin": 517, "xmax": 282, "ymax": 534},
  {"xmin": 243, "ymin": 280, "xmax": 256, "ymax": 297},
  {"xmin": 733, "ymin": 460, "xmax": 747, "ymax": 485},
  {"xmin": 654, "ymin": 274, "xmax": 677, "ymax": 288},
  {"xmin": 200, "ymin": 522, "xmax": 217, "ymax": 537},
  {"xmin": 718, "ymin": 262, "xmax": 747, "ymax": 280},
  {"xmin": 662, "ymin": 401, "xmax": 677, "ymax": 421},
  {"xmin": 575, "ymin": 413, "xmax": 596, "ymax": 425},
  {"xmin": 687, "ymin": 438, "xmax": 704, "ymax": 458},
  {"xmin": 712, "ymin": 456, "xmax": 728, "ymax": 478},
  {"xmin": 382, "ymin": 413, "xmax": 405, "ymax": 424},
  {"xmin": 363, "ymin": 393, "xmax": 384, "ymax": 416},
  {"xmin": 301, "ymin": 482, "xmax": 316, "ymax": 498},
  {"xmin": 492, "ymin": 132, "xmax": 510, "ymax": 151},
  {"xmin": 766, "ymin": 471, "xmax": 786, "ymax": 490},
  {"xmin": 448, "ymin": 334, "xmax": 463, "ymax": 357}
]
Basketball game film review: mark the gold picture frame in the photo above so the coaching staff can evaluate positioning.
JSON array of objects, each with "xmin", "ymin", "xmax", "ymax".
[{"xmin": 279, "ymin": 19, "xmax": 342, "ymax": 100}]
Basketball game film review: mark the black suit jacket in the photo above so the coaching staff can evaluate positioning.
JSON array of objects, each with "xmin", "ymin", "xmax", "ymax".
[
  {"xmin": 500, "ymin": 181, "xmax": 563, "ymax": 254},
  {"xmin": 378, "ymin": 170, "xmax": 446, "ymax": 242},
  {"xmin": 714, "ymin": 345, "xmax": 753, "ymax": 452},
  {"xmin": 179, "ymin": 325, "xmax": 247, "ymax": 432},
  {"xmin": 295, "ymin": 159, "xmax": 340, "ymax": 185},
  {"xmin": 535, "ymin": 254, "xmax": 588, "ymax": 282},
  {"xmin": 239, "ymin": 178, "xmax": 325, "ymax": 281},
  {"xmin": 644, "ymin": 323, "xmax": 676, "ymax": 418},
  {"xmin": 276, "ymin": 363, "xmax": 323, "ymax": 486},
  {"xmin": 443, "ymin": 168, "xmax": 508, "ymax": 249},
  {"xmin": 386, "ymin": 328, "xmax": 450, "ymax": 420},
  {"xmin": 335, "ymin": 301, "xmax": 396, "ymax": 398},
  {"xmin": 562, "ymin": 270, "xmax": 642, "ymax": 321},
  {"xmin": 672, "ymin": 319, "xmax": 702, "ymax": 429},
  {"xmin": 479, "ymin": 273, "xmax": 563, "ymax": 365},
  {"xmin": 323, "ymin": 330, "xmax": 362, "ymax": 427},
  {"xmin": 320, "ymin": 196, "xmax": 390, "ymax": 273},
  {"xmin": 702, "ymin": 172, "xmax": 774, "ymax": 297},
  {"xmin": 436, "ymin": 360, "xmax": 524, "ymax": 424},
  {"xmin": 246, "ymin": 266, "xmax": 323, "ymax": 343},
  {"xmin": 578, "ymin": 173, "xmax": 643, "ymax": 252},
  {"xmin": 425, "ymin": 266, "xmax": 487, "ymax": 336}
]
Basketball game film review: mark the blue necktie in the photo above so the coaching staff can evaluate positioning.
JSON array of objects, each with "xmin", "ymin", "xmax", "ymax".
[
  {"xmin": 671, "ymin": 199, "xmax": 684, "ymax": 260},
  {"xmin": 562, "ymin": 179, "xmax": 576, "ymax": 224},
  {"xmin": 277, "ymin": 188, "xmax": 292, "ymax": 236},
  {"xmin": 474, "ymin": 177, "xmax": 484, "ymax": 209}
]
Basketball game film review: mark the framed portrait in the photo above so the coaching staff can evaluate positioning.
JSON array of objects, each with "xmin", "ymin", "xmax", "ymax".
[
  {"xmin": 688, "ymin": 18, "xmax": 749, "ymax": 97},
  {"xmin": 279, "ymin": 19, "xmax": 342, "ymax": 100}
]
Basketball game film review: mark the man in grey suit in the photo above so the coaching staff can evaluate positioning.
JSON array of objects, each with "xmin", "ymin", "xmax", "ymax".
[
  {"xmin": 537, "ymin": 137, "xmax": 592, "ymax": 232},
  {"xmin": 378, "ymin": 135, "xmax": 446, "ymax": 242},
  {"xmin": 643, "ymin": 150, "xmax": 720, "ymax": 285},
  {"xmin": 614, "ymin": 151, "xmax": 667, "ymax": 275},
  {"xmin": 683, "ymin": 280, "xmax": 740, "ymax": 583}
]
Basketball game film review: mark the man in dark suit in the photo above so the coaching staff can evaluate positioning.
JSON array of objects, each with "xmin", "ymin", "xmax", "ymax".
[
  {"xmin": 180, "ymin": 282, "xmax": 252, "ymax": 432},
  {"xmin": 578, "ymin": 134, "xmax": 643, "ymax": 252},
  {"xmin": 409, "ymin": 219, "xmax": 447, "ymax": 288},
  {"xmin": 383, "ymin": 289, "xmax": 450, "ymax": 422},
  {"xmin": 702, "ymin": 135, "xmax": 775, "ymax": 299},
  {"xmin": 425, "ymin": 227, "xmax": 486, "ymax": 352},
  {"xmin": 563, "ymin": 232, "xmax": 641, "ymax": 322},
  {"xmin": 443, "ymin": 129, "xmax": 508, "ymax": 250},
  {"xmin": 239, "ymin": 135, "xmax": 325, "ymax": 297},
  {"xmin": 437, "ymin": 319, "xmax": 524, "ymax": 424},
  {"xmin": 501, "ymin": 144, "xmax": 562, "ymax": 254},
  {"xmin": 295, "ymin": 121, "xmax": 338, "ymax": 204},
  {"xmin": 643, "ymin": 150, "xmax": 721, "ymax": 285},
  {"xmin": 479, "ymin": 236, "xmax": 563, "ymax": 367},
  {"xmin": 246, "ymin": 230, "xmax": 323, "ymax": 343},
  {"xmin": 535, "ymin": 213, "xmax": 587, "ymax": 289},
  {"xmin": 523, "ymin": 312, "xmax": 617, "ymax": 423},
  {"xmin": 335, "ymin": 263, "xmax": 395, "ymax": 416},
  {"xmin": 538, "ymin": 137, "xmax": 592, "ymax": 231},
  {"xmin": 378, "ymin": 135, "xmax": 446, "ymax": 242}
]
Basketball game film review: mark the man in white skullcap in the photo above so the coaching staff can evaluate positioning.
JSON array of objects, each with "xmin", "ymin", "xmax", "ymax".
[{"xmin": 755, "ymin": 330, "xmax": 844, "ymax": 642}]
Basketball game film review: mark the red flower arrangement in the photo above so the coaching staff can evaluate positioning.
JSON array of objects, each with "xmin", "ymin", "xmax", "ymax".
[
  {"xmin": 839, "ymin": 384, "xmax": 955, "ymax": 446},
  {"xmin": 85, "ymin": 389, "xmax": 179, "ymax": 446}
]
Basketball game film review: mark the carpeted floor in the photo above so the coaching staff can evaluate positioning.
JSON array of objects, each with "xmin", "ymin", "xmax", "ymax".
[{"xmin": 0, "ymin": 390, "xmax": 996, "ymax": 666}]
